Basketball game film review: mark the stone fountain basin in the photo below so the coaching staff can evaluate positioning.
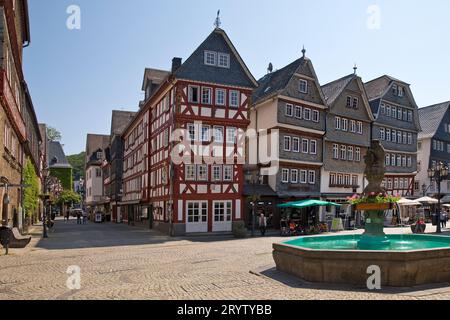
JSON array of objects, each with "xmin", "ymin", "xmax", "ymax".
[{"xmin": 273, "ymin": 235, "xmax": 450, "ymax": 287}]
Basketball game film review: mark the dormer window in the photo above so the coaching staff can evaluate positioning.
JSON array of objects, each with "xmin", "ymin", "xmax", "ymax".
[
  {"xmin": 218, "ymin": 53, "xmax": 230, "ymax": 68},
  {"xmin": 299, "ymin": 80, "xmax": 308, "ymax": 93},
  {"xmin": 398, "ymin": 86, "xmax": 404, "ymax": 97},
  {"xmin": 393, "ymin": 84, "xmax": 398, "ymax": 96},
  {"xmin": 204, "ymin": 51, "xmax": 217, "ymax": 66},
  {"xmin": 352, "ymin": 97, "xmax": 359, "ymax": 109}
]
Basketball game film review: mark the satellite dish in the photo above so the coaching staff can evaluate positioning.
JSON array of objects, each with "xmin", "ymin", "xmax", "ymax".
[{"xmin": 267, "ymin": 63, "xmax": 273, "ymax": 74}]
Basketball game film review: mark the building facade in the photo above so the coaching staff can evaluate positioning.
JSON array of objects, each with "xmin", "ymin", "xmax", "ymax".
[
  {"xmin": 415, "ymin": 102, "xmax": 450, "ymax": 198},
  {"xmin": 365, "ymin": 75, "xmax": 421, "ymax": 196},
  {"xmin": 320, "ymin": 73, "xmax": 374, "ymax": 220},
  {"xmin": 249, "ymin": 51, "xmax": 327, "ymax": 227}
]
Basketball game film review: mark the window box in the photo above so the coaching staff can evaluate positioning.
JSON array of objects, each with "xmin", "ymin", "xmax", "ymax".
[{"xmin": 355, "ymin": 203, "xmax": 394, "ymax": 211}]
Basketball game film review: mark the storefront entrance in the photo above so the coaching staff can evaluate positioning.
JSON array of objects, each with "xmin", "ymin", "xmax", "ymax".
[
  {"xmin": 186, "ymin": 201, "xmax": 208, "ymax": 233},
  {"xmin": 212, "ymin": 201, "xmax": 232, "ymax": 232}
]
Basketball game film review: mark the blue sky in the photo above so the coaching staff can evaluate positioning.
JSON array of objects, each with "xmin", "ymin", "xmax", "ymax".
[{"xmin": 25, "ymin": 0, "xmax": 450, "ymax": 155}]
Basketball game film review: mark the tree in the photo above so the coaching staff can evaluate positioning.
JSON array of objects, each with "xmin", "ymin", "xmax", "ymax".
[
  {"xmin": 56, "ymin": 190, "xmax": 82, "ymax": 208},
  {"xmin": 46, "ymin": 126, "xmax": 62, "ymax": 142},
  {"xmin": 67, "ymin": 152, "xmax": 86, "ymax": 180},
  {"xmin": 23, "ymin": 158, "xmax": 40, "ymax": 218}
]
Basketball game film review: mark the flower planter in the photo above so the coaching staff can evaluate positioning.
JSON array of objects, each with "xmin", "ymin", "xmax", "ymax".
[{"xmin": 355, "ymin": 203, "xmax": 393, "ymax": 211}]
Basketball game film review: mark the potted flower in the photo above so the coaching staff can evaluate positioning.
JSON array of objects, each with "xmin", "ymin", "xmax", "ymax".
[{"xmin": 347, "ymin": 193, "xmax": 400, "ymax": 211}]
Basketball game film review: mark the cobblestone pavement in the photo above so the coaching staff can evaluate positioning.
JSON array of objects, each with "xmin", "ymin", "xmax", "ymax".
[{"xmin": 1, "ymin": 219, "xmax": 450, "ymax": 300}]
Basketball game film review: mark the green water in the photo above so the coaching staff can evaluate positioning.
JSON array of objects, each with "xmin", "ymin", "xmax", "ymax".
[{"xmin": 284, "ymin": 235, "xmax": 450, "ymax": 251}]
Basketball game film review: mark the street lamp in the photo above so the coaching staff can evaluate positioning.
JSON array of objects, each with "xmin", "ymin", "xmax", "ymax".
[{"xmin": 427, "ymin": 162, "xmax": 449, "ymax": 234}]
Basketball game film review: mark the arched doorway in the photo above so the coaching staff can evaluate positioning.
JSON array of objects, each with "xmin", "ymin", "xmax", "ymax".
[{"xmin": 2, "ymin": 193, "xmax": 9, "ymax": 226}]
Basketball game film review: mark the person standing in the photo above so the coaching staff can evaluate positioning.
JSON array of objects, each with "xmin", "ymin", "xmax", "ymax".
[
  {"xmin": 82, "ymin": 211, "xmax": 88, "ymax": 225},
  {"xmin": 259, "ymin": 213, "xmax": 267, "ymax": 236},
  {"xmin": 76, "ymin": 211, "xmax": 82, "ymax": 225},
  {"xmin": 441, "ymin": 210, "xmax": 447, "ymax": 229}
]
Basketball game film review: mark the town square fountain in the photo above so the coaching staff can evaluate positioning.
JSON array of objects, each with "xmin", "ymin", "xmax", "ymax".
[{"xmin": 273, "ymin": 141, "xmax": 450, "ymax": 287}]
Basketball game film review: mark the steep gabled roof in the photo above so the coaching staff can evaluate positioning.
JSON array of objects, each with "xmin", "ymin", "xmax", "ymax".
[
  {"xmin": 141, "ymin": 68, "xmax": 170, "ymax": 91},
  {"xmin": 321, "ymin": 74, "xmax": 355, "ymax": 106},
  {"xmin": 85, "ymin": 134, "xmax": 109, "ymax": 165},
  {"xmin": 174, "ymin": 28, "xmax": 258, "ymax": 88},
  {"xmin": 364, "ymin": 75, "xmax": 411, "ymax": 101},
  {"xmin": 418, "ymin": 102, "xmax": 450, "ymax": 139},
  {"xmin": 111, "ymin": 110, "xmax": 136, "ymax": 136},
  {"xmin": 49, "ymin": 141, "xmax": 72, "ymax": 169}
]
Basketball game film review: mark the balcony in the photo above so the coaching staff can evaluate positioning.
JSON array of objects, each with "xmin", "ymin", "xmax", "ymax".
[{"xmin": 0, "ymin": 70, "xmax": 26, "ymax": 141}]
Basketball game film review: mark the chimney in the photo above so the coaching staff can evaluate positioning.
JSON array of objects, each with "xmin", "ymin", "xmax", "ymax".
[{"xmin": 172, "ymin": 57, "xmax": 182, "ymax": 74}]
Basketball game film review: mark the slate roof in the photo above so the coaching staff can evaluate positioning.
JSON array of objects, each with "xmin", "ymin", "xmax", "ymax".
[
  {"xmin": 243, "ymin": 185, "xmax": 277, "ymax": 197},
  {"xmin": 141, "ymin": 68, "xmax": 170, "ymax": 91},
  {"xmin": 85, "ymin": 134, "xmax": 109, "ymax": 165},
  {"xmin": 418, "ymin": 102, "xmax": 450, "ymax": 139},
  {"xmin": 252, "ymin": 57, "xmax": 305, "ymax": 106},
  {"xmin": 364, "ymin": 75, "xmax": 410, "ymax": 101},
  {"xmin": 48, "ymin": 141, "xmax": 72, "ymax": 169},
  {"xmin": 111, "ymin": 110, "xmax": 136, "ymax": 136},
  {"xmin": 174, "ymin": 28, "xmax": 257, "ymax": 88},
  {"xmin": 321, "ymin": 74, "xmax": 355, "ymax": 106}
]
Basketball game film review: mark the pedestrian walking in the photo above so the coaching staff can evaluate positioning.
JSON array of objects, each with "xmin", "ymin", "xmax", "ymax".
[
  {"xmin": 82, "ymin": 211, "xmax": 88, "ymax": 225},
  {"xmin": 259, "ymin": 213, "xmax": 267, "ymax": 236},
  {"xmin": 76, "ymin": 211, "xmax": 82, "ymax": 225},
  {"xmin": 441, "ymin": 210, "xmax": 448, "ymax": 229}
]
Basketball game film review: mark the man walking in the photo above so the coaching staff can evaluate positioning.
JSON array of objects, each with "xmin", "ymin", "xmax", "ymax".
[
  {"xmin": 259, "ymin": 213, "xmax": 267, "ymax": 236},
  {"xmin": 76, "ymin": 210, "xmax": 82, "ymax": 225},
  {"xmin": 441, "ymin": 210, "xmax": 448, "ymax": 229},
  {"xmin": 82, "ymin": 211, "xmax": 88, "ymax": 225}
]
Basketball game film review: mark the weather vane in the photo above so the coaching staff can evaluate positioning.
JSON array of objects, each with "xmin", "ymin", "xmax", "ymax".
[{"xmin": 214, "ymin": 10, "xmax": 221, "ymax": 28}]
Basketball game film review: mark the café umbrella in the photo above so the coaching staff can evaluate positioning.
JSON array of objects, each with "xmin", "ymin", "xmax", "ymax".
[{"xmin": 416, "ymin": 196, "xmax": 439, "ymax": 204}]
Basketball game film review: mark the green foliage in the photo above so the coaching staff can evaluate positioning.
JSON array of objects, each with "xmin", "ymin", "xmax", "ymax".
[
  {"xmin": 50, "ymin": 167, "xmax": 73, "ymax": 191},
  {"xmin": 347, "ymin": 193, "xmax": 401, "ymax": 205},
  {"xmin": 67, "ymin": 151, "xmax": 85, "ymax": 180},
  {"xmin": 46, "ymin": 126, "xmax": 62, "ymax": 142},
  {"xmin": 23, "ymin": 158, "xmax": 40, "ymax": 218},
  {"xmin": 56, "ymin": 190, "xmax": 81, "ymax": 206}
]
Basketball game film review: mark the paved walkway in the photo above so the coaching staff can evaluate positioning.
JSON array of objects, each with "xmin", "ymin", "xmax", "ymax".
[{"xmin": 1, "ymin": 219, "xmax": 450, "ymax": 300}]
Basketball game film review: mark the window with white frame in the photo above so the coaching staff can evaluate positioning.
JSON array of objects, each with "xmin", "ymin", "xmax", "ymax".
[
  {"xmin": 291, "ymin": 169, "xmax": 299, "ymax": 183},
  {"xmin": 312, "ymin": 110, "xmax": 319, "ymax": 123},
  {"xmin": 340, "ymin": 145, "xmax": 347, "ymax": 160},
  {"xmin": 330, "ymin": 173, "xmax": 337, "ymax": 186},
  {"xmin": 229, "ymin": 90, "xmax": 240, "ymax": 108},
  {"xmin": 346, "ymin": 96, "xmax": 352, "ymax": 108},
  {"xmin": 204, "ymin": 51, "xmax": 216, "ymax": 66},
  {"xmin": 293, "ymin": 137, "xmax": 300, "ymax": 153},
  {"xmin": 357, "ymin": 122, "xmax": 363, "ymax": 134},
  {"xmin": 352, "ymin": 175, "xmax": 358, "ymax": 187},
  {"xmin": 398, "ymin": 86, "xmax": 404, "ymax": 97},
  {"xmin": 302, "ymin": 139, "xmax": 309, "ymax": 154},
  {"xmin": 397, "ymin": 155, "xmax": 402, "ymax": 167},
  {"xmin": 380, "ymin": 104, "xmax": 386, "ymax": 115},
  {"xmin": 379, "ymin": 128, "xmax": 385, "ymax": 140},
  {"xmin": 188, "ymin": 86, "xmax": 199, "ymax": 103},
  {"xmin": 214, "ymin": 201, "xmax": 232, "ymax": 222},
  {"xmin": 212, "ymin": 165, "xmax": 222, "ymax": 181},
  {"xmin": 342, "ymin": 118, "xmax": 348, "ymax": 132},
  {"xmin": 216, "ymin": 89, "xmax": 226, "ymax": 106},
  {"xmin": 202, "ymin": 87, "xmax": 212, "ymax": 104},
  {"xmin": 407, "ymin": 111, "xmax": 413, "ymax": 122},
  {"xmin": 392, "ymin": 130, "xmax": 397, "ymax": 143},
  {"xmin": 226, "ymin": 127, "xmax": 237, "ymax": 144},
  {"xmin": 197, "ymin": 165, "xmax": 208, "ymax": 181},
  {"xmin": 300, "ymin": 170, "xmax": 307, "ymax": 184},
  {"xmin": 213, "ymin": 126, "xmax": 224, "ymax": 143},
  {"xmin": 407, "ymin": 156, "xmax": 412, "ymax": 167},
  {"xmin": 403, "ymin": 110, "xmax": 407, "ymax": 121},
  {"xmin": 286, "ymin": 104, "xmax": 293, "ymax": 117},
  {"xmin": 386, "ymin": 129, "xmax": 391, "ymax": 142},
  {"xmin": 201, "ymin": 125, "xmax": 210, "ymax": 142},
  {"xmin": 386, "ymin": 105, "xmax": 391, "ymax": 117},
  {"xmin": 281, "ymin": 169, "xmax": 289, "ymax": 183},
  {"xmin": 392, "ymin": 106, "xmax": 397, "ymax": 119},
  {"xmin": 187, "ymin": 123, "xmax": 196, "ymax": 141},
  {"xmin": 186, "ymin": 165, "xmax": 196, "ymax": 181},
  {"xmin": 223, "ymin": 165, "xmax": 233, "ymax": 181},
  {"xmin": 284, "ymin": 136, "xmax": 291, "ymax": 151},
  {"xmin": 187, "ymin": 202, "xmax": 208, "ymax": 223},
  {"xmin": 402, "ymin": 156, "xmax": 407, "ymax": 168},
  {"xmin": 218, "ymin": 53, "xmax": 230, "ymax": 68},
  {"xmin": 332, "ymin": 144, "xmax": 339, "ymax": 159},
  {"xmin": 294, "ymin": 105, "xmax": 302, "ymax": 119},
  {"xmin": 355, "ymin": 147, "xmax": 361, "ymax": 162},
  {"xmin": 352, "ymin": 97, "xmax": 358, "ymax": 109},
  {"xmin": 347, "ymin": 146, "xmax": 354, "ymax": 161},
  {"xmin": 398, "ymin": 108, "xmax": 403, "ymax": 120},
  {"xmin": 303, "ymin": 108, "xmax": 311, "ymax": 121},
  {"xmin": 350, "ymin": 120, "xmax": 356, "ymax": 133},
  {"xmin": 397, "ymin": 131, "xmax": 402, "ymax": 144},
  {"xmin": 335, "ymin": 117, "xmax": 341, "ymax": 130},
  {"xmin": 407, "ymin": 133, "xmax": 412, "ymax": 145},
  {"xmin": 385, "ymin": 154, "xmax": 390, "ymax": 166},
  {"xmin": 344, "ymin": 174, "xmax": 350, "ymax": 186},
  {"xmin": 308, "ymin": 171, "xmax": 316, "ymax": 184},
  {"xmin": 310, "ymin": 140, "xmax": 317, "ymax": 155},
  {"xmin": 299, "ymin": 79, "xmax": 308, "ymax": 93}
]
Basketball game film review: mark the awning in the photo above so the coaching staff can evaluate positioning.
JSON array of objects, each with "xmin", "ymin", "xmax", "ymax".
[
  {"xmin": 441, "ymin": 195, "xmax": 450, "ymax": 203},
  {"xmin": 416, "ymin": 196, "xmax": 439, "ymax": 204},
  {"xmin": 278, "ymin": 199, "xmax": 342, "ymax": 209},
  {"xmin": 397, "ymin": 198, "xmax": 422, "ymax": 206}
]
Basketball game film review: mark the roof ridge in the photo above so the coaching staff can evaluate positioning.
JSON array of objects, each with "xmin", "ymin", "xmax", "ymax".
[
  {"xmin": 321, "ymin": 73, "xmax": 355, "ymax": 88},
  {"xmin": 420, "ymin": 101, "xmax": 450, "ymax": 110}
]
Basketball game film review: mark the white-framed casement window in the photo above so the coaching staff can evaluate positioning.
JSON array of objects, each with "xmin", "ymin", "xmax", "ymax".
[
  {"xmin": 310, "ymin": 140, "xmax": 317, "ymax": 155},
  {"xmin": 281, "ymin": 169, "xmax": 289, "ymax": 183},
  {"xmin": 218, "ymin": 53, "xmax": 230, "ymax": 68},
  {"xmin": 337, "ymin": 174, "xmax": 343, "ymax": 186},
  {"xmin": 386, "ymin": 105, "xmax": 391, "ymax": 117},
  {"xmin": 202, "ymin": 87, "xmax": 212, "ymax": 104},
  {"xmin": 392, "ymin": 106, "xmax": 397, "ymax": 119},
  {"xmin": 300, "ymin": 170, "xmax": 307, "ymax": 184},
  {"xmin": 335, "ymin": 116, "xmax": 341, "ymax": 130},
  {"xmin": 355, "ymin": 147, "xmax": 361, "ymax": 162},
  {"xmin": 216, "ymin": 89, "xmax": 226, "ymax": 106},
  {"xmin": 284, "ymin": 136, "xmax": 292, "ymax": 151},
  {"xmin": 402, "ymin": 133, "xmax": 407, "ymax": 144},
  {"xmin": 188, "ymin": 86, "xmax": 200, "ymax": 103},
  {"xmin": 393, "ymin": 84, "xmax": 398, "ymax": 96},
  {"xmin": 347, "ymin": 146, "xmax": 354, "ymax": 161},
  {"xmin": 398, "ymin": 86, "xmax": 404, "ymax": 97},
  {"xmin": 398, "ymin": 108, "xmax": 403, "ymax": 120},
  {"xmin": 330, "ymin": 173, "xmax": 337, "ymax": 186},
  {"xmin": 387, "ymin": 179, "xmax": 393, "ymax": 190},
  {"xmin": 407, "ymin": 156, "xmax": 412, "ymax": 167},
  {"xmin": 303, "ymin": 108, "xmax": 311, "ymax": 121},
  {"xmin": 294, "ymin": 106, "xmax": 302, "ymax": 119},
  {"xmin": 312, "ymin": 110, "xmax": 319, "ymax": 123},
  {"xmin": 408, "ymin": 111, "xmax": 413, "ymax": 122},
  {"xmin": 350, "ymin": 120, "xmax": 356, "ymax": 133},
  {"xmin": 352, "ymin": 175, "xmax": 358, "ymax": 187},
  {"xmin": 379, "ymin": 128, "xmax": 385, "ymax": 140},
  {"xmin": 214, "ymin": 201, "xmax": 232, "ymax": 222},
  {"xmin": 226, "ymin": 127, "xmax": 237, "ymax": 144},
  {"xmin": 344, "ymin": 174, "xmax": 351, "ymax": 186},
  {"xmin": 292, "ymin": 137, "xmax": 300, "ymax": 153},
  {"xmin": 352, "ymin": 97, "xmax": 358, "ymax": 109},
  {"xmin": 385, "ymin": 154, "xmax": 391, "ymax": 166},
  {"xmin": 342, "ymin": 118, "xmax": 348, "ymax": 132},
  {"xmin": 397, "ymin": 155, "xmax": 402, "ymax": 167},
  {"xmin": 340, "ymin": 145, "xmax": 347, "ymax": 160},
  {"xmin": 332, "ymin": 144, "xmax": 339, "ymax": 159},
  {"xmin": 223, "ymin": 165, "xmax": 233, "ymax": 181},
  {"xmin": 213, "ymin": 126, "xmax": 224, "ymax": 143},
  {"xmin": 308, "ymin": 171, "xmax": 316, "ymax": 184},
  {"xmin": 394, "ymin": 178, "xmax": 399, "ymax": 189},
  {"xmin": 380, "ymin": 104, "xmax": 386, "ymax": 115},
  {"xmin": 229, "ymin": 90, "xmax": 240, "ymax": 108},
  {"xmin": 391, "ymin": 154, "xmax": 396, "ymax": 166},
  {"xmin": 187, "ymin": 123, "xmax": 196, "ymax": 141},
  {"xmin": 187, "ymin": 201, "xmax": 208, "ymax": 223},
  {"xmin": 286, "ymin": 104, "xmax": 293, "ymax": 117},
  {"xmin": 402, "ymin": 156, "xmax": 407, "ymax": 168},
  {"xmin": 201, "ymin": 125, "xmax": 210, "ymax": 142},
  {"xmin": 386, "ymin": 129, "xmax": 391, "ymax": 142},
  {"xmin": 403, "ymin": 110, "xmax": 407, "ymax": 121},
  {"xmin": 299, "ymin": 79, "xmax": 308, "ymax": 93},
  {"xmin": 407, "ymin": 133, "xmax": 412, "ymax": 145},
  {"xmin": 212, "ymin": 165, "xmax": 222, "ymax": 181},
  {"xmin": 392, "ymin": 130, "xmax": 397, "ymax": 143},
  {"xmin": 291, "ymin": 169, "xmax": 299, "ymax": 183},
  {"xmin": 185, "ymin": 164, "xmax": 196, "ymax": 181},
  {"xmin": 302, "ymin": 139, "xmax": 309, "ymax": 154},
  {"xmin": 397, "ymin": 131, "xmax": 402, "ymax": 144},
  {"xmin": 197, "ymin": 165, "xmax": 208, "ymax": 181},
  {"xmin": 346, "ymin": 96, "xmax": 352, "ymax": 108},
  {"xmin": 204, "ymin": 51, "xmax": 217, "ymax": 66},
  {"xmin": 357, "ymin": 122, "xmax": 363, "ymax": 134}
]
